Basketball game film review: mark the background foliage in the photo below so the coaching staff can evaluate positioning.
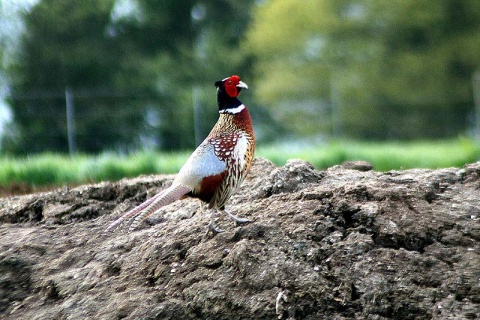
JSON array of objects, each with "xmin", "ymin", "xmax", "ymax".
[
  {"xmin": 2, "ymin": 0, "xmax": 256, "ymax": 153},
  {"xmin": 0, "ymin": 0, "xmax": 480, "ymax": 156},
  {"xmin": 244, "ymin": 0, "xmax": 480, "ymax": 139}
]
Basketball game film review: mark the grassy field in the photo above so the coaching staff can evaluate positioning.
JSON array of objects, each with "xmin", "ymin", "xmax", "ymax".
[
  {"xmin": 260, "ymin": 138, "xmax": 480, "ymax": 171},
  {"xmin": 0, "ymin": 138, "xmax": 479, "ymax": 190}
]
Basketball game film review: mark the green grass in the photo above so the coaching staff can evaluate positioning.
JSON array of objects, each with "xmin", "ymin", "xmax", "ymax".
[
  {"xmin": 0, "ymin": 138, "xmax": 479, "ymax": 189},
  {"xmin": 0, "ymin": 151, "xmax": 190, "ymax": 188},
  {"xmin": 258, "ymin": 138, "xmax": 480, "ymax": 171}
]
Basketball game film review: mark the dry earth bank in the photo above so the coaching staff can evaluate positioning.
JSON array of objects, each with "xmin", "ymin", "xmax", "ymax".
[{"xmin": 0, "ymin": 158, "xmax": 479, "ymax": 319}]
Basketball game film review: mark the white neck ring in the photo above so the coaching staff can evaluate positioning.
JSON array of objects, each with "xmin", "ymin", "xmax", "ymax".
[{"xmin": 219, "ymin": 104, "xmax": 245, "ymax": 114}]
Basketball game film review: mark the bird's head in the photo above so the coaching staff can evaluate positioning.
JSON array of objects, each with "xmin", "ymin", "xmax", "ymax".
[{"xmin": 215, "ymin": 75, "xmax": 248, "ymax": 98}]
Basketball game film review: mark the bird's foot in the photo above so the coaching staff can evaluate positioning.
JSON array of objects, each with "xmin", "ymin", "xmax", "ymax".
[
  {"xmin": 206, "ymin": 221, "xmax": 225, "ymax": 236},
  {"xmin": 224, "ymin": 210, "xmax": 251, "ymax": 227},
  {"xmin": 232, "ymin": 216, "xmax": 251, "ymax": 227}
]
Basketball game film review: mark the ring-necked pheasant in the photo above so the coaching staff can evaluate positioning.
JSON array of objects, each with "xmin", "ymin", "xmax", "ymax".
[{"xmin": 106, "ymin": 75, "xmax": 255, "ymax": 234}]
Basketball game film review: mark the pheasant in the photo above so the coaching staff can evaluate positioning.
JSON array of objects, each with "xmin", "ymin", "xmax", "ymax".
[{"xmin": 106, "ymin": 75, "xmax": 255, "ymax": 234}]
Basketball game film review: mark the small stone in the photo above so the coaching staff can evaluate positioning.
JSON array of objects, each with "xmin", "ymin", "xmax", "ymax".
[{"xmin": 339, "ymin": 161, "xmax": 373, "ymax": 171}]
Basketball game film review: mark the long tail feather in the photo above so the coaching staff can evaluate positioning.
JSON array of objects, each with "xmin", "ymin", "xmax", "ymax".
[
  {"xmin": 105, "ymin": 191, "xmax": 165, "ymax": 232},
  {"xmin": 128, "ymin": 185, "xmax": 191, "ymax": 232},
  {"xmin": 105, "ymin": 184, "xmax": 191, "ymax": 232}
]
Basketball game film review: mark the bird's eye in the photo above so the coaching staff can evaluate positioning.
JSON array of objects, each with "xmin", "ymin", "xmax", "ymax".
[{"xmin": 227, "ymin": 80, "xmax": 233, "ymax": 84}]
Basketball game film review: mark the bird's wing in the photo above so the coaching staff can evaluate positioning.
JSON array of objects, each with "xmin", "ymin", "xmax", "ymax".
[
  {"xmin": 173, "ymin": 141, "xmax": 227, "ymax": 192},
  {"xmin": 210, "ymin": 134, "xmax": 250, "ymax": 209}
]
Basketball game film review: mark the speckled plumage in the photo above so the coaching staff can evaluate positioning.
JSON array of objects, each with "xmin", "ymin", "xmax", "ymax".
[
  {"xmin": 199, "ymin": 107, "xmax": 255, "ymax": 209},
  {"xmin": 106, "ymin": 75, "xmax": 255, "ymax": 233}
]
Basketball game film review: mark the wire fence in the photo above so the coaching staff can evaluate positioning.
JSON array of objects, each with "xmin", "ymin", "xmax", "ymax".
[
  {"xmin": 2, "ymin": 81, "xmax": 480, "ymax": 155},
  {"xmin": 0, "ymin": 86, "xmax": 223, "ymax": 154}
]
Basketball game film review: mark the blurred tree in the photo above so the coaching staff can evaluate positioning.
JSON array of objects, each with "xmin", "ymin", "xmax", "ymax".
[
  {"xmin": 243, "ymin": 0, "xmax": 336, "ymax": 137},
  {"xmin": 114, "ymin": 0, "xmax": 257, "ymax": 149},
  {"xmin": 3, "ymin": 0, "xmax": 257, "ymax": 154},
  {"xmin": 340, "ymin": 0, "xmax": 480, "ymax": 139},
  {"xmin": 244, "ymin": 0, "xmax": 480, "ymax": 139},
  {"xmin": 3, "ymin": 0, "xmax": 153, "ymax": 154}
]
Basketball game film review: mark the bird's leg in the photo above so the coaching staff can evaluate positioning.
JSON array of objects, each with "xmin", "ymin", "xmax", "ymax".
[
  {"xmin": 222, "ymin": 209, "xmax": 251, "ymax": 226},
  {"xmin": 206, "ymin": 209, "xmax": 225, "ymax": 235},
  {"xmin": 198, "ymin": 200, "xmax": 205, "ymax": 216}
]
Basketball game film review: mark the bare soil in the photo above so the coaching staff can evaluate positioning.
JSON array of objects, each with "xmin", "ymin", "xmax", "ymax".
[{"xmin": 0, "ymin": 158, "xmax": 479, "ymax": 319}]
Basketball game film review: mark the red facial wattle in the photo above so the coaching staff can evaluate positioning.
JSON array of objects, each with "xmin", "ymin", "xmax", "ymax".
[{"xmin": 224, "ymin": 75, "xmax": 241, "ymax": 97}]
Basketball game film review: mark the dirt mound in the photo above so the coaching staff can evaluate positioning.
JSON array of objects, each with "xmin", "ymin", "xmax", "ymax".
[{"xmin": 0, "ymin": 158, "xmax": 479, "ymax": 319}]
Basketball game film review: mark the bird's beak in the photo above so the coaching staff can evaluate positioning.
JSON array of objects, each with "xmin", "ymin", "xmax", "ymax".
[{"xmin": 237, "ymin": 81, "xmax": 248, "ymax": 89}]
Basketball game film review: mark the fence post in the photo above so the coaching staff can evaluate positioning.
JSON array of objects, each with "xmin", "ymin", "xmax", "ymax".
[
  {"xmin": 330, "ymin": 75, "xmax": 340, "ymax": 138},
  {"xmin": 65, "ymin": 87, "xmax": 76, "ymax": 155},
  {"xmin": 472, "ymin": 71, "xmax": 480, "ymax": 141}
]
